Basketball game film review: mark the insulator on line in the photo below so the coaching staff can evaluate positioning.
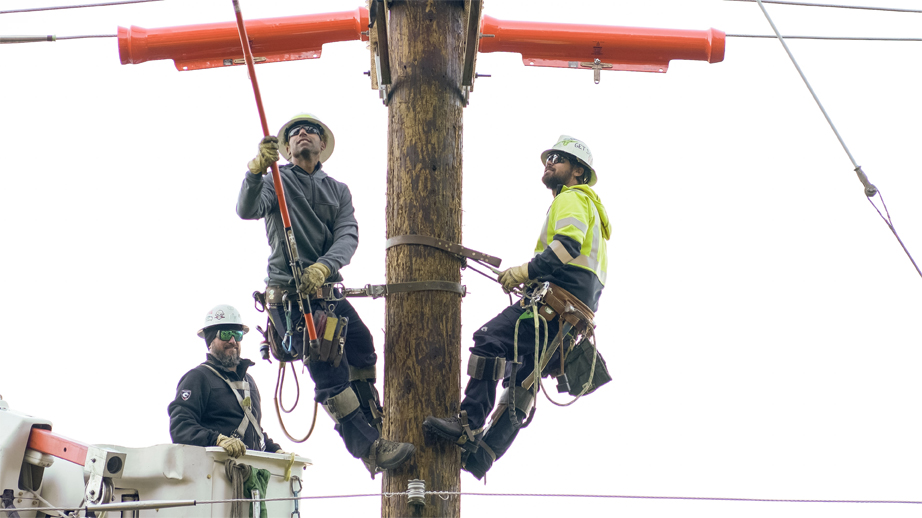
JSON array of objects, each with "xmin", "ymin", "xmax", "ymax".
[{"xmin": 407, "ymin": 479, "xmax": 426, "ymax": 506}]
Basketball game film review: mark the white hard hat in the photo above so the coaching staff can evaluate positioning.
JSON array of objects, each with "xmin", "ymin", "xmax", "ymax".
[
  {"xmin": 196, "ymin": 304, "xmax": 249, "ymax": 338},
  {"xmin": 277, "ymin": 112, "xmax": 335, "ymax": 163},
  {"xmin": 540, "ymin": 135, "xmax": 597, "ymax": 186}
]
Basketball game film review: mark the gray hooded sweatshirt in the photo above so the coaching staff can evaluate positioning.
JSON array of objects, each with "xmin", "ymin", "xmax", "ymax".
[{"xmin": 236, "ymin": 163, "xmax": 358, "ymax": 287}]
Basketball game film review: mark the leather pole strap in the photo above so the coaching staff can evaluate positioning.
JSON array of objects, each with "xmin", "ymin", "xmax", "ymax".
[{"xmin": 386, "ymin": 234, "xmax": 502, "ymax": 268}]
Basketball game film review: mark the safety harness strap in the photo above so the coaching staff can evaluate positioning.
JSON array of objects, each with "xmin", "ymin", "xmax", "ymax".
[
  {"xmin": 386, "ymin": 234, "xmax": 502, "ymax": 267},
  {"xmin": 200, "ymin": 364, "xmax": 266, "ymax": 451}
]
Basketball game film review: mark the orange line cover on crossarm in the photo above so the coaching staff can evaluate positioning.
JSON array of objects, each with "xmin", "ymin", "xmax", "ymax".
[
  {"xmin": 27, "ymin": 427, "xmax": 89, "ymax": 466},
  {"xmin": 479, "ymin": 15, "xmax": 725, "ymax": 73},
  {"xmin": 118, "ymin": 7, "xmax": 370, "ymax": 71}
]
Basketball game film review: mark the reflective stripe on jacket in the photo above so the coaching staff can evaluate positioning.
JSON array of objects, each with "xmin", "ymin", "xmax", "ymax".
[{"xmin": 528, "ymin": 184, "xmax": 610, "ymax": 310}]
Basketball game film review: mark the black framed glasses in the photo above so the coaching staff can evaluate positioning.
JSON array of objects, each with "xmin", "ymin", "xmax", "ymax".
[
  {"xmin": 287, "ymin": 123, "xmax": 323, "ymax": 140},
  {"xmin": 218, "ymin": 329, "xmax": 244, "ymax": 342},
  {"xmin": 545, "ymin": 153, "xmax": 569, "ymax": 166}
]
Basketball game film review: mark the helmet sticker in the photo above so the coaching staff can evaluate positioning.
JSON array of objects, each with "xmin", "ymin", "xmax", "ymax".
[{"xmin": 214, "ymin": 310, "xmax": 226, "ymax": 321}]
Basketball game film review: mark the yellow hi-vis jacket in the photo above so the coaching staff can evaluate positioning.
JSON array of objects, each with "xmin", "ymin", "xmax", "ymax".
[{"xmin": 528, "ymin": 184, "xmax": 611, "ymax": 311}]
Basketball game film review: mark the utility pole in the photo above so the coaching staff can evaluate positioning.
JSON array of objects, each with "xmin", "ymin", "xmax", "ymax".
[{"xmin": 382, "ymin": 1, "xmax": 466, "ymax": 517}]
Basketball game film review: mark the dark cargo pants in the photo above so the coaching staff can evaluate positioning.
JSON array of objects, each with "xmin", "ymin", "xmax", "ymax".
[{"xmin": 268, "ymin": 298, "xmax": 379, "ymax": 458}]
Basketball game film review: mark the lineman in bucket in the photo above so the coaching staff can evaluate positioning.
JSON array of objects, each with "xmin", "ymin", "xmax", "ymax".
[
  {"xmin": 424, "ymin": 135, "xmax": 611, "ymax": 479},
  {"xmin": 168, "ymin": 304, "xmax": 283, "ymax": 457},
  {"xmin": 236, "ymin": 113, "xmax": 414, "ymax": 477}
]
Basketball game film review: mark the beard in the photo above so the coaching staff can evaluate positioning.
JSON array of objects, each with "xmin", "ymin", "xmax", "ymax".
[
  {"xmin": 295, "ymin": 145, "xmax": 315, "ymax": 161},
  {"xmin": 211, "ymin": 346, "xmax": 241, "ymax": 371}
]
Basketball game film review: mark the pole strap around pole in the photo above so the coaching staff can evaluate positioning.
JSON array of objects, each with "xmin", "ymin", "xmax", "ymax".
[
  {"xmin": 338, "ymin": 281, "xmax": 466, "ymax": 299},
  {"xmin": 385, "ymin": 234, "xmax": 502, "ymax": 267}
]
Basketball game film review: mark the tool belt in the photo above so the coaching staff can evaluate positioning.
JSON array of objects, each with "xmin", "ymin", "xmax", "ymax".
[
  {"xmin": 527, "ymin": 283, "xmax": 595, "ymax": 332},
  {"xmin": 255, "ymin": 286, "xmax": 348, "ymax": 366},
  {"xmin": 521, "ymin": 283, "xmax": 612, "ymax": 396}
]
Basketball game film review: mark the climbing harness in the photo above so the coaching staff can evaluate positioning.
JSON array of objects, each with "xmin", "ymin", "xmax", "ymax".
[{"xmin": 200, "ymin": 364, "xmax": 266, "ymax": 451}]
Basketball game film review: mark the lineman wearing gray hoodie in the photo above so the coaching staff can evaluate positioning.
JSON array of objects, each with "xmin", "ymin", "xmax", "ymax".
[{"xmin": 236, "ymin": 113, "xmax": 414, "ymax": 478}]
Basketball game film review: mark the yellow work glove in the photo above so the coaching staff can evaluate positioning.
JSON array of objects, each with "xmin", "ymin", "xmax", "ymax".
[
  {"xmin": 247, "ymin": 136, "xmax": 280, "ymax": 175},
  {"xmin": 299, "ymin": 262, "xmax": 331, "ymax": 298},
  {"xmin": 499, "ymin": 262, "xmax": 531, "ymax": 292},
  {"xmin": 216, "ymin": 433, "xmax": 246, "ymax": 458}
]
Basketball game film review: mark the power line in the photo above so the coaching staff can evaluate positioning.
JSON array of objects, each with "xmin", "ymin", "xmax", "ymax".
[
  {"xmin": 0, "ymin": 0, "xmax": 162, "ymax": 15},
  {"xmin": 1, "ymin": 35, "xmax": 117, "ymax": 43},
  {"xmin": 745, "ymin": 0, "xmax": 922, "ymax": 280},
  {"xmin": 725, "ymin": 0, "xmax": 922, "ymax": 14},
  {"xmin": 8, "ymin": 492, "xmax": 922, "ymax": 514},
  {"xmin": 728, "ymin": 34, "xmax": 922, "ymax": 41}
]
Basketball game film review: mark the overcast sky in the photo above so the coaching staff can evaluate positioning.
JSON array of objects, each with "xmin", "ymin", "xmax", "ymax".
[{"xmin": 2, "ymin": 0, "xmax": 921, "ymax": 516}]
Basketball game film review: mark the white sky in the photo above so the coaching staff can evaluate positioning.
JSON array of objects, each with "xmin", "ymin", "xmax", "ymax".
[{"xmin": 2, "ymin": 0, "xmax": 921, "ymax": 516}]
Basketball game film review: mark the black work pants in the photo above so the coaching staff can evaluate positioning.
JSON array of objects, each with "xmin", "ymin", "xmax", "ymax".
[
  {"xmin": 268, "ymin": 298, "xmax": 378, "ymax": 458},
  {"xmin": 460, "ymin": 303, "xmax": 560, "ymax": 430}
]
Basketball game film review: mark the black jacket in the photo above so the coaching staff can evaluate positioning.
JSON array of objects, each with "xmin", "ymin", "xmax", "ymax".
[{"xmin": 168, "ymin": 354, "xmax": 280, "ymax": 452}]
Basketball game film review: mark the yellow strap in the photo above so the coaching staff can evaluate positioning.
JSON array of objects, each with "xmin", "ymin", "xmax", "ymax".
[{"xmin": 284, "ymin": 452, "xmax": 296, "ymax": 481}]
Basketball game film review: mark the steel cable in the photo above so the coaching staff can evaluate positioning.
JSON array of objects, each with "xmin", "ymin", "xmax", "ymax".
[
  {"xmin": 748, "ymin": 0, "xmax": 922, "ymax": 280},
  {"xmin": 725, "ymin": 0, "xmax": 922, "ymax": 14},
  {"xmin": 1, "ymin": 0, "xmax": 162, "ymax": 15}
]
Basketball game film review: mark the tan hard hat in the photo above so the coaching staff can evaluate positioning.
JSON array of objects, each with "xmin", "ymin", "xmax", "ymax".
[{"xmin": 277, "ymin": 112, "xmax": 335, "ymax": 162}]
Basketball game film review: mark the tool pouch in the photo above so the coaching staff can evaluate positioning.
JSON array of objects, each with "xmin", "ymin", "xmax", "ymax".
[
  {"xmin": 563, "ymin": 337, "xmax": 612, "ymax": 396},
  {"xmin": 309, "ymin": 308, "xmax": 348, "ymax": 367},
  {"xmin": 265, "ymin": 315, "xmax": 299, "ymax": 363}
]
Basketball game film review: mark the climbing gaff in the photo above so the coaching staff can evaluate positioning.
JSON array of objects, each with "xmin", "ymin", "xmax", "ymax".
[{"xmin": 229, "ymin": 0, "xmax": 320, "ymax": 351}]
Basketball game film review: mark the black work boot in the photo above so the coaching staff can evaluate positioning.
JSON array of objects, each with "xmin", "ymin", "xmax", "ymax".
[
  {"xmin": 423, "ymin": 412, "xmax": 482, "ymax": 453},
  {"xmin": 361, "ymin": 439, "xmax": 415, "ymax": 479}
]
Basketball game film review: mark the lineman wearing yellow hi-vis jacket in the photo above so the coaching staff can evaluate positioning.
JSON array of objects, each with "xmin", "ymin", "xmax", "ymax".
[{"xmin": 424, "ymin": 135, "xmax": 611, "ymax": 479}]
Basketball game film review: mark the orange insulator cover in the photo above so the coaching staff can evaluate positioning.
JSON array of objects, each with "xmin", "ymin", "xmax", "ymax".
[
  {"xmin": 479, "ymin": 15, "xmax": 725, "ymax": 73},
  {"xmin": 27, "ymin": 427, "xmax": 89, "ymax": 466},
  {"xmin": 118, "ymin": 7, "xmax": 369, "ymax": 71}
]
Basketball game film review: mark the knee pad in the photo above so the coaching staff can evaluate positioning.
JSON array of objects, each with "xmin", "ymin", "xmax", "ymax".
[
  {"xmin": 467, "ymin": 354, "xmax": 506, "ymax": 380},
  {"xmin": 322, "ymin": 388, "xmax": 360, "ymax": 424}
]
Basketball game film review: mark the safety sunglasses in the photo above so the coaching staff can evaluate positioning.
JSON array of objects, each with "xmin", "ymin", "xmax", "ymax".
[
  {"xmin": 218, "ymin": 329, "xmax": 244, "ymax": 342},
  {"xmin": 545, "ymin": 153, "xmax": 569, "ymax": 166},
  {"xmin": 287, "ymin": 123, "xmax": 323, "ymax": 140}
]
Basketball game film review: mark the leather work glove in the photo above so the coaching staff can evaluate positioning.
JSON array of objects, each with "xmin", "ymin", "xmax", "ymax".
[
  {"xmin": 216, "ymin": 433, "xmax": 246, "ymax": 458},
  {"xmin": 299, "ymin": 262, "xmax": 331, "ymax": 298},
  {"xmin": 499, "ymin": 262, "xmax": 531, "ymax": 292},
  {"xmin": 247, "ymin": 136, "xmax": 280, "ymax": 175}
]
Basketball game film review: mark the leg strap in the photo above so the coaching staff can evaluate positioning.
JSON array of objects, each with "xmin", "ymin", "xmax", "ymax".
[
  {"xmin": 456, "ymin": 410, "xmax": 482, "ymax": 453},
  {"xmin": 322, "ymin": 387, "xmax": 360, "ymax": 424},
  {"xmin": 499, "ymin": 386, "xmax": 536, "ymax": 416},
  {"xmin": 467, "ymin": 354, "xmax": 506, "ymax": 380},
  {"xmin": 349, "ymin": 365, "xmax": 376, "ymax": 382},
  {"xmin": 351, "ymin": 378, "xmax": 385, "ymax": 434}
]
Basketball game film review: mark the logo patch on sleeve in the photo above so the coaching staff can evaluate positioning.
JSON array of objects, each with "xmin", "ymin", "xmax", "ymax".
[{"xmin": 181, "ymin": 390, "xmax": 192, "ymax": 401}]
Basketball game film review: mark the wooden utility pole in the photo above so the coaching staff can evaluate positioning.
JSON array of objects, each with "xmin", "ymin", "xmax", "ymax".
[{"xmin": 382, "ymin": 1, "xmax": 466, "ymax": 517}]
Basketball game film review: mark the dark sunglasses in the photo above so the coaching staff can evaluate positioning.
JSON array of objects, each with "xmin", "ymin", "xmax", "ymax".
[
  {"xmin": 218, "ymin": 329, "xmax": 244, "ymax": 342},
  {"xmin": 545, "ymin": 153, "xmax": 570, "ymax": 166},
  {"xmin": 287, "ymin": 123, "xmax": 323, "ymax": 140}
]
